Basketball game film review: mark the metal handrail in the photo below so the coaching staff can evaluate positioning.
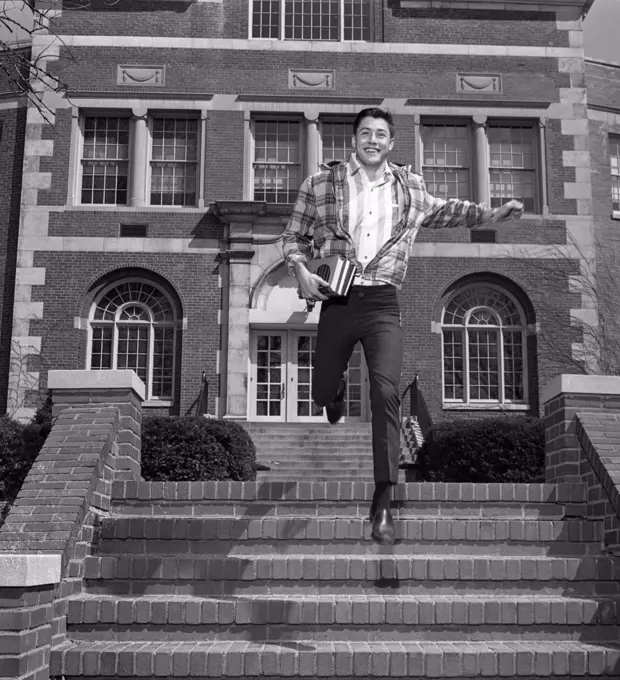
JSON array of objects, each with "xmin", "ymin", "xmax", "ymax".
[{"xmin": 401, "ymin": 374, "xmax": 433, "ymax": 437}]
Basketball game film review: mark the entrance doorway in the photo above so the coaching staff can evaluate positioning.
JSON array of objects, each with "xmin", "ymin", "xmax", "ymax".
[{"xmin": 249, "ymin": 329, "xmax": 369, "ymax": 422}]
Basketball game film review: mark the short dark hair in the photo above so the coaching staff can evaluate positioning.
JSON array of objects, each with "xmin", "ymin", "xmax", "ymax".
[{"xmin": 353, "ymin": 108, "xmax": 395, "ymax": 137}]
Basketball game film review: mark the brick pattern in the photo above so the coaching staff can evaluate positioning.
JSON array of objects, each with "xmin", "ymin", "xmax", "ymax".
[
  {"xmin": 112, "ymin": 480, "xmax": 587, "ymax": 503},
  {"xmin": 64, "ymin": 593, "xmax": 620, "ymax": 630},
  {"xmin": 575, "ymin": 411, "xmax": 620, "ymax": 553},
  {"xmin": 50, "ymin": 639, "xmax": 620, "ymax": 677}
]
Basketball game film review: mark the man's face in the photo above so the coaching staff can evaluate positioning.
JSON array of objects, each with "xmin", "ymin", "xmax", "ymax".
[{"xmin": 352, "ymin": 116, "xmax": 394, "ymax": 169}]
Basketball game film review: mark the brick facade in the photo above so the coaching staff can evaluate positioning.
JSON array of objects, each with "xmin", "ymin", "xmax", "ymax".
[{"xmin": 1, "ymin": 0, "xmax": 619, "ymax": 425}]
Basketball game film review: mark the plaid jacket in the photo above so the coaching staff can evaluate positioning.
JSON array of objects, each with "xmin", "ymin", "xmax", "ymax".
[{"xmin": 282, "ymin": 159, "xmax": 489, "ymax": 289}]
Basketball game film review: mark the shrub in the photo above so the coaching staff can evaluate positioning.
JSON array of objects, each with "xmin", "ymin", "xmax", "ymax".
[
  {"xmin": 141, "ymin": 416, "xmax": 257, "ymax": 482},
  {"xmin": 417, "ymin": 416, "xmax": 545, "ymax": 483}
]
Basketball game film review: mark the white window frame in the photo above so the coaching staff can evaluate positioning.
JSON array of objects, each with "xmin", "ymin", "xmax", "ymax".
[
  {"xmin": 249, "ymin": 0, "xmax": 372, "ymax": 41},
  {"xmin": 441, "ymin": 284, "xmax": 528, "ymax": 409},
  {"xmin": 610, "ymin": 134, "xmax": 620, "ymax": 219},
  {"xmin": 146, "ymin": 114, "xmax": 200, "ymax": 208},
  {"xmin": 77, "ymin": 111, "xmax": 132, "ymax": 207},
  {"xmin": 487, "ymin": 119, "xmax": 540, "ymax": 215},
  {"xmin": 420, "ymin": 119, "xmax": 474, "ymax": 202},
  {"xmin": 250, "ymin": 116, "xmax": 304, "ymax": 204},
  {"xmin": 319, "ymin": 117, "xmax": 353, "ymax": 166},
  {"xmin": 86, "ymin": 279, "xmax": 179, "ymax": 403}
]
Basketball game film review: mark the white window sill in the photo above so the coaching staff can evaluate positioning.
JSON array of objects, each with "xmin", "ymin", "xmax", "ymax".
[
  {"xmin": 66, "ymin": 205, "xmax": 205, "ymax": 213},
  {"xmin": 612, "ymin": 211, "xmax": 620, "ymax": 221},
  {"xmin": 143, "ymin": 400, "xmax": 173, "ymax": 408},
  {"xmin": 443, "ymin": 403, "xmax": 530, "ymax": 412}
]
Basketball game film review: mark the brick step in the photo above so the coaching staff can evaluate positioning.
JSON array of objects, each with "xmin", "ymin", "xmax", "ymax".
[
  {"xmin": 110, "ymin": 501, "xmax": 581, "ymax": 519},
  {"xmin": 65, "ymin": 594, "xmax": 620, "ymax": 643},
  {"xmin": 50, "ymin": 639, "xmax": 620, "ymax": 677},
  {"xmin": 110, "ymin": 481, "xmax": 587, "ymax": 505},
  {"xmin": 82, "ymin": 555, "xmax": 620, "ymax": 598},
  {"xmin": 95, "ymin": 517, "xmax": 603, "ymax": 557},
  {"xmin": 256, "ymin": 462, "xmax": 374, "ymax": 470}
]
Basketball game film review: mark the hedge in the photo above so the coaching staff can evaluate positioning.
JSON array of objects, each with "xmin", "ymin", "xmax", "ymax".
[
  {"xmin": 141, "ymin": 415, "xmax": 257, "ymax": 482},
  {"xmin": 416, "ymin": 416, "xmax": 545, "ymax": 483},
  {"xmin": 0, "ymin": 397, "xmax": 53, "ymax": 515}
]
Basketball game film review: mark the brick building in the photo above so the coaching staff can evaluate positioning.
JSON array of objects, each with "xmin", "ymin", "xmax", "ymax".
[{"xmin": 1, "ymin": 0, "xmax": 620, "ymax": 427}]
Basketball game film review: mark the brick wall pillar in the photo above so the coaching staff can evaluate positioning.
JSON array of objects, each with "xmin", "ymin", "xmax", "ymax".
[
  {"xmin": 543, "ymin": 374, "xmax": 620, "ymax": 483},
  {"xmin": 47, "ymin": 370, "xmax": 145, "ymax": 480}
]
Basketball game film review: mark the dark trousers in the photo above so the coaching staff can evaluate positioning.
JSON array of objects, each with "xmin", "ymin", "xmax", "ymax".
[{"xmin": 312, "ymin": 285, "xmax": 403, "ymax": 485}]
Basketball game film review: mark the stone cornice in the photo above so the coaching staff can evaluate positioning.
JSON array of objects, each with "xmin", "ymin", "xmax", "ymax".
[
  {"xmin": 236, "ymin": 95, "xmax": 383, "ymax": 105},
  {"xmin": 406, "ymin": 98, "xmax": 551, "ymax": 108},
  {"xmin": 401, "ymin": 0, "xmax": 591, "ymax": 12}
]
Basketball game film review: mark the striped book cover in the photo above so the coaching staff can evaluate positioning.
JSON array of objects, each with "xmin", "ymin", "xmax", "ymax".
[{"xmin": 308, "ymin": 255, "xmax": 357, "ymax": 297}]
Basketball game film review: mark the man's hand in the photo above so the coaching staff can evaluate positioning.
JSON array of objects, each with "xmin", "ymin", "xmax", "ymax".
[
  {"xmin": 295, "ymin": 263, "xmax": 330, "ymax": 302},
  {"xmin": 491, "ymin": 199, "xmax": 525, "ymax": 222}
]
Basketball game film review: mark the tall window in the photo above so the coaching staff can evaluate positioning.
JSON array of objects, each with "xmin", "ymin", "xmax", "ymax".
[
  {"xmin": 150, "ymin": 117, "xmax": 198, "ymax": 206},
  {"xmin": 488, "ymin": 123, "xmax": 537, "ymax": 213},
  {"xmin": 251, "ymin": 0, "xmax": 370, "ymax": 41},
  {"xmin": 81, "ymin": 116, "xmax": 130, "ymax": 205},
  {"xmin": 611, "ymin": 135, "xmax": 620, "ymax": 213},
  {"xmin": 253, "ymin": 119, "xmax": 301, "ymax": 204},
  {"xmin": 421, "ymin": 122, "xmax": 471, "ymax": 200},
  {"xmin": 321, "ymin": 120, "xmax": 351, "ymax": 164},
  {"xmin": 89, "ymin": 280, "xmax": 178, "ymax": 401},
  {"xmin": 442, "ymin": 285, "xmax": 526, "ymax": 405}
]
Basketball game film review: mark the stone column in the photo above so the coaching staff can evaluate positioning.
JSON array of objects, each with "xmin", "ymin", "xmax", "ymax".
[
  {"xmin": 472, "ymin": 115, "xmax": 490, "ymax": 206},
  {"xmin": 542, "ymin": 374, "xmax": 620, "ymax": 483},
  {"xmin": 48, "ymin": 370, "xmax": 145, "ymax": 480},
  {"xmin": 130, "ymin": 107, "xmax": 148, "ymax": 207},
  {"xmin": 305, "ymin": 113, "xmax": 320, "ymax": 177},
  {"xmin": 413, "ymin": 114, "xmax": 422, "ymax": 174},
  {"xmin": 538, "ymin": 118, "xmax": 549, "ymax": 215},
  {"xmin": 213, "ymin": 202, "xmax": 264, "ymax": 420}
]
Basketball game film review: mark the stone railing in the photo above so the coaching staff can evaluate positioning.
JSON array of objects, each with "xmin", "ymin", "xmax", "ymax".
[
  {"xmin": 543, "ymin": 374, "xmax": 620, "ymax": 554},
  {"xmin": 0, "ymin": 371, "xmax": 144, "ymax": 680}
]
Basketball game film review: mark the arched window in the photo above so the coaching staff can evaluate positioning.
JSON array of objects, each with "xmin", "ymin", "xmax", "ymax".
[
  {"xmin": 441, "ymin": 285, "xmax": 527, "ymax": 405},
  {"xmin": 88, "ymin": 280, "xmax": 178, "ymax": 401}
]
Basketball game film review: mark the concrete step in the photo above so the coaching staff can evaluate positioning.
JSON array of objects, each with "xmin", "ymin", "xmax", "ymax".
[
  {"xmin": 256, "ymin": 473, "xmax": 377, "ymax": 482},
  {"xmin": 65, "ymin": 593, "xmax": 620, "ymax": 643},
  {"xmin": 82, "ymin": 554, "xmax": 620, "ymax": 598},
  {"xmin": 50, "ymin": 638, "xmax": 620, "ymax": 677},
  {"xmin": 95, "ymin": 517, "xmax": 603, "ymax": 557}
]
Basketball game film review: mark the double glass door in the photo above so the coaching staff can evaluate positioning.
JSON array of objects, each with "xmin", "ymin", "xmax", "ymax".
[{"xmin": 249, "ymin": 330, "xmax": 368, "ymax": 422}]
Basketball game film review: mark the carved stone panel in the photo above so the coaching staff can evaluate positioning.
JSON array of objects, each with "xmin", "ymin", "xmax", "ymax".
[
  {"xmin": 288, "ymin": 70, "xmax": 335, "ymax": 90},
  {"xmin": 117, "ymin": 66, "xmax": 165, "ymax": 87},
  {"xmin": 457, "ymin": 73, "xmax": 502, "ymax": 94}
]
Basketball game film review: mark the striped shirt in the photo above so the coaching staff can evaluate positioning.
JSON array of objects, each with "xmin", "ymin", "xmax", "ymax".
[
  {"xmin": 282, "ymin": 155, "xmax": 490, "ymax": 290},
  {"xmin": 346, "ymin": 154, "xmax": 403, "ymax": 285}
]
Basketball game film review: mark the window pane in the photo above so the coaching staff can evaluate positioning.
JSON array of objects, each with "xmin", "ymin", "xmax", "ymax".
[
  {"xmin": 284, "ymin": 0, "xmax": 339, "ymax": 40},
  {"xmin": 488, "ymin": 124, "xmax": 537, "ymax": 212},
  {"xmin": 81, "ymin": 116, "xmax": 129, "ymax": 205},
  {"xmin": 117, "ymin": 325, "xmax": 149, "ymax": 386},
  {"xmin": 322, "ymin": 121, "xmax": 351, "ymax": 164},
  {"xmin": 252, "ymin": 0, "xmax": 280, "ymax": 38},
  {"xmin": 150, "ymin": 118, "xmax": 198, "ymax": 206},
  {"xmin": 254, "ymin": 120, "xmax": 301, "ymax": 203},
  {"xmin": 443, "ymin": 330, "xmax": 464, "ymax": 401},
  {"xmin": 468, "ymin": 329, "xmax": 499, "ymax": 401},
  {"xmin": 422, "ymin": 123, "xmax": 471, "ymax": 200},
  {"xmin": 503, "ymin": 330, "xmax": 524, "ymax": 401},
  {"xmin": 91, "ymin": 327, "xmax": 113, "ymax": 370},
  {"xmin": 611, "ymin": 136, "xmax": 620, "ymax": 212},
  {"xmin": 343, "ymin": 0, "xmax": 370, "ymax": 40},
  {"xmin": 153, "ymin": 327, "xmax": 175, "ymax": 398}
]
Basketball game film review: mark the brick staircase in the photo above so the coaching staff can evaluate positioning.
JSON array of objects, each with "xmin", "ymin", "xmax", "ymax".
[
  {"xmin": 242, "ymin": 423, "xmax": 374, "ymax": 481},
  {"xmin": 52, "ymin": 480, "xmax": 620, "ymax": 678}
]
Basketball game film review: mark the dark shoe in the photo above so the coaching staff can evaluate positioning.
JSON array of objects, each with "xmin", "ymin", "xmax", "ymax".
[
  {"xmin": 325, "ymin": 377, "xmax": 346, "ymax": 424},
  {"xmin": 370, "ymin": 508, "xmax": 395, "ymax": 545}
]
